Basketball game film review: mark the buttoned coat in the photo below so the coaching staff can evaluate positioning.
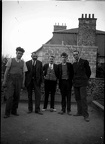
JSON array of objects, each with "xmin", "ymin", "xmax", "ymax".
[
  {"xmin": 25, "ymin": 60, "xmax": 43, "ymax": 87},
  {"xmin": 58, "ymin": 62, "xmax": 74, "ymax": 89},
  {"xmin": 73, "ymin": 58, "xmax": 91, "ymax": 87}
]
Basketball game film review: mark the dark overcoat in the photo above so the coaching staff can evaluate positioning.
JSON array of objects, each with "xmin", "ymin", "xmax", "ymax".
[
  {"xmin": 73, "ymin": 58, "xmax": 91, "ymax": 87},
  {"xmin": 25, "ymin": 60, "xmax": 43, "ymax": 87},
  {"xmin": 58, "ymin": 62, "xmax": 74, "ymax": 89}
]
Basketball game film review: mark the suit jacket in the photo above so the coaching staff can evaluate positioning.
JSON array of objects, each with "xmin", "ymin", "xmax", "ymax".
[
  {"xmin": 73, "ymin": 58, "xmax": 91, "ymax": 87},
  {"xmin": 25, "ymin": 60, "xmax": 43, "ymax": 87},
  {"xmin": 43, "ymin": 63, "xmax": 58, "ymax": 80},
  {"xmin": 58, "ymin": 62, "xmax": 74, "ymax": 89}
]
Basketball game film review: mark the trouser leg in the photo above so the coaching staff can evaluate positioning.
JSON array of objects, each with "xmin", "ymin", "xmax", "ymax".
[
  {"xmin": 27, "ymin": 83, "xmax": 33, "ymax": 112},
  {"xmin": 61, "ymin": 93, "xmax": 66, "ymax": 112},
  {"xmin": 66, "ymin": 81, "xmax": 71, "ymax": 112},
  {"xmin": 34, "ymin": 82, "xmax": 41, "ymax": 112},
  {"xmin": 80, "ymin": 87, "xmax": 89, "ymax": 117},
  {"xmin": 74, "ymin": 87, "xmax": 82, "ymax": 114},
  {"xmin": 5, "ymin": 80, "xmax": 14, "ymax": 116},
  {"xmin": 43, "ymin": 80, "xmax": 50, "ymax": 109},
  {"xmin": 67, "ymin": 89, "xmax": 71, "ymax": 112},
  {"xmin": 44, "ymin": 89, "xmax": 49, "ymax": 109},
  {"xmin": 50, "ymin": 81, "xmax": 57, "ymax": 109},
  {"xmin": 11, "ymin": 79, "xmax": 22, "ymax": 113}
]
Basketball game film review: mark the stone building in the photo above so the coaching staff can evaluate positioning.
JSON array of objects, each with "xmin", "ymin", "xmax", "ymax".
[{"xmin": 35, "ymin": 14, "xmax": 105, "ymax": 78}]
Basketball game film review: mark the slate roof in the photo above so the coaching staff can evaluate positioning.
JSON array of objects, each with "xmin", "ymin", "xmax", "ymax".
[{"xmin": 36, "ymin": 28, "xmax": 105, "ymax": 57}]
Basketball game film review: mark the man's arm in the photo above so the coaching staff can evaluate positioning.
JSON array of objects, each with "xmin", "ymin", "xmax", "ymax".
[
  {"xmin": 2, "ymin": 58, "xmax": 12, "ymax": 87},
  {"xmin": 22, "ymin": 61, "xmax": 28, "ymax": 88},
  {"xmin": 40, "ymin": 62, "xmax": 44, "ymax": 83},
  {"xmin": 84, "ymin": 60, "xmax": 91, "ymax": 79},
  {"xmin": 2, "ymin": 67, "xmax": 10, "ymax": 87}
]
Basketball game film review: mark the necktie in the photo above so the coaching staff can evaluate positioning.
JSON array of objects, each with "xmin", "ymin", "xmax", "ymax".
[
  {"xmin": 33, "ymin": 61, "xmax": 36, "ymax": 66},
  {"xmin": 50, "ymin": 64, "xmax": 53, "ymax": 69}
]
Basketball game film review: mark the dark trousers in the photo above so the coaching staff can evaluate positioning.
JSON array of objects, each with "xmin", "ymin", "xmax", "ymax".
[
  {"xmin": 74, "ymin": 86, "xmax": 89, "ymax": 117},
  {"xmin": 43, "ymin": 80, "xmax": 57, "ymax": 109},
  {"xmin": 27, "ymin": 79, "xmax": 41, "ymax": 112},
  {"xmin": 5, "ymin": 74, "xmax": 22, "ymax": 115},
  {"xmin": 60, "ymin": 80, "xmax": 71, "ymax": 112}
]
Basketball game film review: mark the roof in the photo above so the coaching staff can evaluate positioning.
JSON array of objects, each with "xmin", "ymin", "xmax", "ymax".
[
  {"xmin": 35, "ymin": 28, "xmax": 105, "ymax": 57},
  {"xmin": 53, "ymin": 28, "xmax": 78, "ymax": 33},
  {"xmin": 54, "ymin": 28, "xmax": 105, "ymax": 34}
]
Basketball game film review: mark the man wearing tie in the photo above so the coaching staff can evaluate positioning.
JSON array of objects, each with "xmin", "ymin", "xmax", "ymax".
[
  {"xmin": 72, "ymin": 50, "xmax": 91, "ymax": 122},
  {"xmin": 42, "ymin": 55, "xmax": 58, "ymax": 112},
  {"xmin": 25, "ymin": 52, "xmax": 43, "ymax": 115}
]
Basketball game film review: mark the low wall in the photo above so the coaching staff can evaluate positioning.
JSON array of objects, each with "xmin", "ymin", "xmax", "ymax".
[{"xmin": 1, "ymin": 78, "xmax": 104, "ymax": 105}]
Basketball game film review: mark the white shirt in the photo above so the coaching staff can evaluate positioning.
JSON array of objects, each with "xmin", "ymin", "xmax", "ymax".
[{"xmin": 49, "ymin": 63, "xmax": 53, "ymax": 69}]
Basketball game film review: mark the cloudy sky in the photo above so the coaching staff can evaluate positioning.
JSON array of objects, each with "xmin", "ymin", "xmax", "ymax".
[{"xmin": 2, "ymin": 0, "xmax": 105, "ymax": 61}]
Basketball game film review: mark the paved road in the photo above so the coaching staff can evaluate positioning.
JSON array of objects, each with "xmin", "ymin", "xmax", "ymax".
[{"xmin": 1, "ymin": 103, "xmax": 104, "ymax": 144}]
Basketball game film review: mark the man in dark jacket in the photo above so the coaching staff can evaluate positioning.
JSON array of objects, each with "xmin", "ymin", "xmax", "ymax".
[
  {"xmin": 25, "ymin": 52, "xmax": 43, "ymax": 115},
  {"xmin": 42, "ymin": 55, "xmax": 58, "ymax": 112},
  {"xmin": 73, "ymin": 50, "xmax": 91, "ymax": 122},
  {"xmin": 58, "ymin": 52, "xmax": 74, "ymax": 115}
]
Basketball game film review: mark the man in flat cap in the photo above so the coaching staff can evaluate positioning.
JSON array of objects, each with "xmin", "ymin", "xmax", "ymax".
[{"xmin": 2, "ymin": 47, "xmax": 27, "ymax": 118}]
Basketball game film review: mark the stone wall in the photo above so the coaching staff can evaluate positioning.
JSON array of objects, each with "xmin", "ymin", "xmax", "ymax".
[
  {"xmin": 87, "ymin": 78, "xmax": 104, "ymax": 102},
  {"xmin": 42, "ymin": 44, "xmax": 98, "ymax": 78}
]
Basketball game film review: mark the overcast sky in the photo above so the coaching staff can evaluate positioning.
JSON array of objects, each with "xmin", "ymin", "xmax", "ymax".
[{"xmin": 2, "ymin": 0, "xmax": 105, "ymax": 61}]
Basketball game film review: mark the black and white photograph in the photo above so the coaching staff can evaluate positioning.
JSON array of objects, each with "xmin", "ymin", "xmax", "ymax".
[{"xmin": 1, "ymin": 0, "xmax": 104, "ymax": 144}]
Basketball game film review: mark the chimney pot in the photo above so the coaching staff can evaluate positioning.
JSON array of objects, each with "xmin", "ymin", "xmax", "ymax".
[
  {"xmin": 92, "ymin": 14, "xmax": 94, "ymax": 18},
  {"xmin": 89, "ymin": 14, "xmax": 91, "ymax": 18},
  {"xmin": 82, "ymin": 14, "xmax": 84, "ymax": 18},
  {"xmin": 85, "ymin": 14, "xmax": 87, "ymax": 18}
]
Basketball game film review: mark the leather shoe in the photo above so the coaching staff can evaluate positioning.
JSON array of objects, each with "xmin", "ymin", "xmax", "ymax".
[
  {"xmin": 73, "ymin": 113, "xmax": 82, "ymax": 116},
  {"xmin": 58, "ymin": 111, "xmax": 65, "ymax": 115},
  {"xmin": 4, "ymin": 115, "xmax": 10, "ymax": 118},
  {"xmin": 35, "ymin": 111, "xmax": 43, "ymax": 115},
  {"xmin": 84, "ymin": 117, "xmax": 90, "ymax": 122},
  {"xmin": 67, "ymin": 112, "xmax": 72, "ymax": 116},
  {"xmin": 50, "ymin": 108, "xmax": 56, "ymax": 112}
]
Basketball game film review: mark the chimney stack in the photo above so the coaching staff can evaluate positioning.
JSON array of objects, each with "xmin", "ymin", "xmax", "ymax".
[
  {"xmin": 53, "ymin": 23, "xmax": 67, "ymax": 32},
  {"xmin": 78, "ymin": 14, "xmax": 97, "ymax": 46}
]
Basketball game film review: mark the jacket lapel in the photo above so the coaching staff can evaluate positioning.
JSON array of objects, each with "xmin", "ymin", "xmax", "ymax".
[
  {"xmin": 30, "ymin": 60, "xmax": 33, "ymax": 71},
  {"xmin": 59, "ymin": 64, "xmax": 62, "ymax": 75},
  {"xmin": 73, "ymin": 58, "xmax": 81, "ymax": 73}
]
